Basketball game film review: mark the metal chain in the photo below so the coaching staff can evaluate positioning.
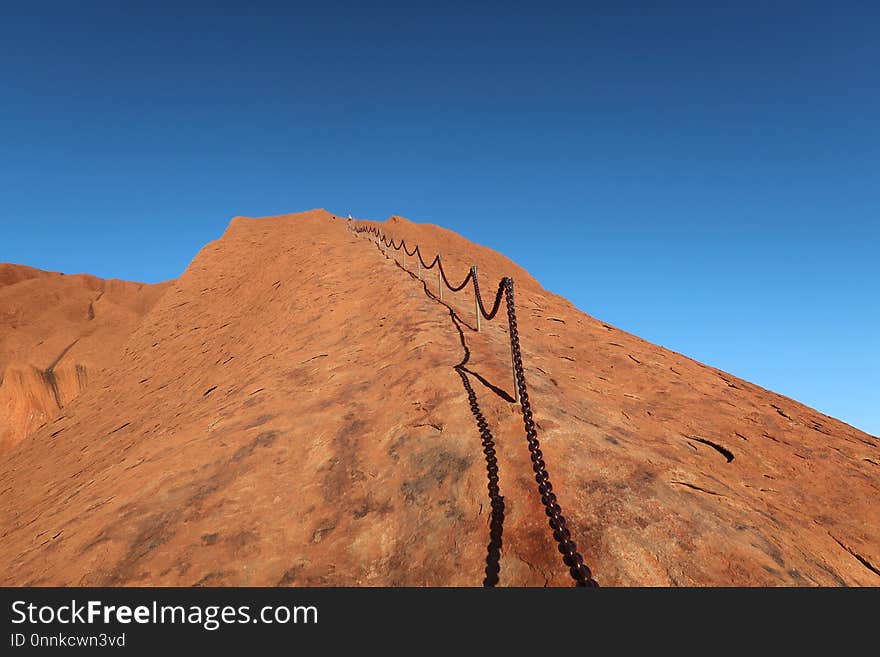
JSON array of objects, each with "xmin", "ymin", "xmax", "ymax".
[
  {"xmin": 471, "ymin": 267, "xmax": 506, "ymax": 321},
  {"xmin": 504, "ymin": 278, "xmax": 597, "ymax": 587},
  {"xmin": 440, "ymin": 261, "xmax": 472, "ymax": 292},
  {"xmin": 352, "ymin": 222, "xmax": 598, "ymax": 587}
]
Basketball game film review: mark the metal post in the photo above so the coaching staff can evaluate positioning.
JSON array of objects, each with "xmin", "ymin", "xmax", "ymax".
[
  {"xmin": 510, "ymin": 334, "xmax": 520, "ymax": 403},
  {"xmin": 417, "ymin": 258, "xmax": 421, "ymax": 280},
  {"xmin": 473, "ymin": 266, "xmax": 481, "ymax": 332},
  {"xmin": 438, "ymin": 256, "xmax": 443, "ymax": 300}
]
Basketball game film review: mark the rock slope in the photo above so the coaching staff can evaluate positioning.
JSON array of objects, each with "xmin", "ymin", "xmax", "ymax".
[
  {"xmin": 0, "ymin": 210, "xmax": 876, "ymax": 586},
  {"xmin": 0, "ymin": 264, "xmax": 169, "ymax": 452}
]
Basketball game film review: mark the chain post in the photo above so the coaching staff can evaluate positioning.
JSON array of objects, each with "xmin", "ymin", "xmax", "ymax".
[
  {"xmin": 508, "ymin": 279, "xmax": 519, "ymax": 403},
  {"xmin": 473, "ymin": 266, "xmax": 481, "ymax": 332}
]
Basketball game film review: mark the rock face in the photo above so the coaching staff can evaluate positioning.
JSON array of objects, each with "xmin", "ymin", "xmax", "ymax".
[
  {"xmin": 0, "ymin": 209, "xmax": 876, "ymax": 586},
  {"xmin": 0, "ymin": 264, "xmax": 170, "ymax": 453}
]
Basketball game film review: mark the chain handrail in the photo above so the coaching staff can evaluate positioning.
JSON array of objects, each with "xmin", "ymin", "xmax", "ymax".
[{"xmin": 349, "ymin": 220, "xmax": 598, "ymax": 587}]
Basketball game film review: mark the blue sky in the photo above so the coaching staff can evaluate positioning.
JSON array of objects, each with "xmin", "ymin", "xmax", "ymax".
[{"xmin": 1, "ymin": 2, "xmax": 877, "ymax": 434}]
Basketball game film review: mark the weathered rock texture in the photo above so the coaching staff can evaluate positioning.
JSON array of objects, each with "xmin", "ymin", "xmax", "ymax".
[
  {"xmin": 0, "ymin": 264, "xmax": 169, "ymax": 452},
  {"xmin": 0, "ymin": 210, "xmax": 876, "ymax": 586}
]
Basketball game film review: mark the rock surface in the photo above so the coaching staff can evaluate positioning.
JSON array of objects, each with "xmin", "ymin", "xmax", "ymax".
[
  {"xmin": 0, "ymin": 264, "xmax": 169, "ymax": 452},
  {"xmin": 0, "ymin": 209, "xmax": 876, "ymax": 586}
]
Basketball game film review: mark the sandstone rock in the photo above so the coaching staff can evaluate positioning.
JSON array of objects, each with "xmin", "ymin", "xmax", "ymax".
[
  {"xmin": 0, "ymin": 210, "xmax": 876, "ymax": 586},
  {"xmin": 0, "ymin": 265, "xmax": 169, "ymax": 452}
]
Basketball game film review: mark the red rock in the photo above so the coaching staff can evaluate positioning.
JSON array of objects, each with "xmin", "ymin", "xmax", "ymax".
[
  {"xmin": 0, "ymin": 210, "xmax": 876, "ymax": 586},
  {"xmin": 0, "ymin": 264, "xmax": 169, "ymax": 452}
]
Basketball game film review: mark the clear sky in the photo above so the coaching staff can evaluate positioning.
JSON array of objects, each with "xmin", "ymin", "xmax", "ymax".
[{"xmin": 2, "ymin": 2, "xmax": 877, "ymax": 435}]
